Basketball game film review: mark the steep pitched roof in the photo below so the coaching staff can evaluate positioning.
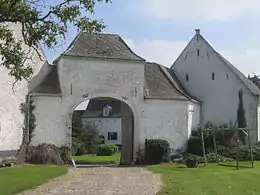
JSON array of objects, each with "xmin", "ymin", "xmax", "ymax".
[
  {"xmin": 172, "ymin": 30, "xmax": 260, "ymax": 96},
  {"xmin": 59, "ymin": 32, "xmax": 145, "ymax": 61},
  {"xmin": 30, "ymin": 64, "xmax": 61, "ymax": 94},
  {"xmin": 144, "ymin": 62, "xmax": 199, "ymax": 102}
]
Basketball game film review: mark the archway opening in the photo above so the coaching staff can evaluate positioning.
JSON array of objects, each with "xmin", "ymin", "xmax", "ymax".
[{"xmin": 72, "ymin": 97, "xmax": 134, "ymax": 165}]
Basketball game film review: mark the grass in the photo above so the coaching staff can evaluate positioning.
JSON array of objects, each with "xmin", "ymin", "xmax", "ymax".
[
  {"xmin": 72, "ymin": 153, "xmax": 120, "ymax": 164},
  {"xmin": 0, "ymin": 165, "xmax": 67, "ymax": 195},
  {"xmin": 147, "ymin": 161, "xmax": 260, "ymax": 195}
]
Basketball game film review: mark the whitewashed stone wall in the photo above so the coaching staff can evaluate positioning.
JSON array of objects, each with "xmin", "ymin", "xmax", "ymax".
[
  {"xmin": 32, "ymin": 56, "xmax": 145, "ymax": 157},
  {"xmin": 0, "ymin": 23, "xmax": 45, "ymax": 154},
  {"xmin": 172, "ymin": 32, "xmax": 259, "ymax": 143},
  {"xmin": 139, "ymin": 99, "xmax": 200, "ymax": 151}
]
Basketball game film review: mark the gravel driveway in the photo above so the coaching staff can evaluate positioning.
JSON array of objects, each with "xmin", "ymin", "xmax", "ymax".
[{"xmin": 18, "ymin": 166, "xmax": 162, "ymax": 195}]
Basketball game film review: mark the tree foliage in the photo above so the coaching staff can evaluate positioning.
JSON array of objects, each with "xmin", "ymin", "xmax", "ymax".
[
  {"xmin": 237, "ymin": 88, "xmax": 246, "ymax": 128},
  {"xmin": 0, "ymin": 0, "xmax": 111, "ymax": 83}
]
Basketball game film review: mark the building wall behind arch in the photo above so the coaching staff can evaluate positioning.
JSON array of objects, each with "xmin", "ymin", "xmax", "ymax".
[{"xmin": 0, "ymin": 23, "xmax": 45, "ymax": 154}]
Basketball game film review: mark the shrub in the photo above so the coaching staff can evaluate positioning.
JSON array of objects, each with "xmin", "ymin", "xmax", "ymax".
[
  {"xmin": 59, "ymin": 146, "xmax": 71, "ymax": 164},
  {"xmin": 145, "ymin": 139, "xmax": 170, "ymax": 164},
  {"xmin": 72, "ymin": 117, "xmax": 101, "ymax": 154},
  {"xmin": 27, "ymin": 143, "xmax": 71, "ymax": 165},
  {"xmin": 187, "ymin": 135, "xmax": 203, "ymax": 156},
  {"xmin": 96, "ymin": 144, "xmax": 119, "ymax": 156},
  {"xmin": 206, "ymin": 152, "xmax": 234, "ymax": 163},
  {"xmin": 71, "ymin": 137, "xmax": 84, "ymax": 156}
]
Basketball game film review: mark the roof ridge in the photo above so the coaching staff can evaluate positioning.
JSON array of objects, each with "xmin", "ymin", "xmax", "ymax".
[{"xmin": 55, "ymin": 31, "xmax": 145, "ymax": 62}]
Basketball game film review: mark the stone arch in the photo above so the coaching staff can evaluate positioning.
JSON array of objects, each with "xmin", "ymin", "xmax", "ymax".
[{"xmin": 68, "ymin": 95, "xmax": 136, "ymax": 165}]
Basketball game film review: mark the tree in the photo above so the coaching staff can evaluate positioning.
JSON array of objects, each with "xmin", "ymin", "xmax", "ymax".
[
  {"xmin": 0, "ymin": 0, "xmax": 111, "ymax": 83},
  {"xmin": 237, "ymin": 88, "xmax": 246, "ymax": 128}
]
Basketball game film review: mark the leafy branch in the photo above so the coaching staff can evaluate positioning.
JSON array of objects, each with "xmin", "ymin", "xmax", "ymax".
[{"xmin": 0, "ymin": 0, "xmax": 111, "ymax": 84}]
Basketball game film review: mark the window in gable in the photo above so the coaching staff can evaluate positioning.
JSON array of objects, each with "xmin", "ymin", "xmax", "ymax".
[{"xmin": 197, "ymin": 49, "xmax": 200, "ymax": 56}]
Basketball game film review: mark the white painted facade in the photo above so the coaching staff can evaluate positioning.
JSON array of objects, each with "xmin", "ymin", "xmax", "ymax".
[
  {"xmin": 31, "ymin": 54, "xmax": 200, "ymax": 160},
  {"xmin": 82, "ymin": 117, "xmax": 122, "ymax": 145},
  {"xmin": 0, "ymin": 23, "xmax": 45, "ymax": 154},
  {"xmin": 172, "ymin": 30, "xmax": 260, "ymax": 143},
  {"xmin": 139, "ymin": 99, "xmax": 200, "ymax": 150},
  {"xmin": 31, "ymin": 56, "xmax": 145, "ymax": 157},
  {"xmin": 2, "ymin": 27, "xmax": 259, "ymax": 163}
]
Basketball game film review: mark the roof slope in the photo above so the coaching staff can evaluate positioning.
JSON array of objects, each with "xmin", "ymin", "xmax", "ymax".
[
  {"xmin": 144, "ymin": 62, "xmax": 198, "ymax": 101},
  {"xmin": 172, "ymin": 31, "xmax": 260, "ymax": 96},
  {"xmin": 199, "ymin": 35, "xmax": 260, "ymax": 96},
  {"xmin": 30, "ymin": 61, "xmax": 197, "ymax": 102},
  {"xmin": 30, "ymin": 64, "xmax": 61, "ymax": 94},
  {"xmin": 62, "ymin": 32, "xmax": 145, "ymax": 61}
]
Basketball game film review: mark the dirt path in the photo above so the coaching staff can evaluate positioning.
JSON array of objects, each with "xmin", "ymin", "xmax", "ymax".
[{"xmin": 18, "ymin": 167, "xmax": 162, "ymax": 195}]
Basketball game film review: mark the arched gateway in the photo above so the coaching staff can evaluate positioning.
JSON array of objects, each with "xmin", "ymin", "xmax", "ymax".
[
  {"xmin": 28, "ymin": 32, "xmax": 200, "ymax": 165},
  {"xmin": 29, "ymin": 32, "xmax": 145, "ymax": 165}
]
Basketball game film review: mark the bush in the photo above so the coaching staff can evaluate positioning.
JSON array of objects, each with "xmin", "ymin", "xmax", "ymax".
[
  {"xmin": 206, "ymin": 152, "xmax": 234, "ymax": 163},
  {"xmin": 27, "ymin": 144, "xmax": 71, "ymax": 165},
  {"xmin": 145, "ymin": 139, "xmax": 170, "ymax": 164},
  {"xmin": 96, "ymin": 144, "xmax": 119, "ymax": 156},
  {"xmin": 71, "ymin": 137, "xmax": 84, "ymax": 156},
  {"xmin": 187, "ymin": 135, "xmax": 203, "ymax": 156}
]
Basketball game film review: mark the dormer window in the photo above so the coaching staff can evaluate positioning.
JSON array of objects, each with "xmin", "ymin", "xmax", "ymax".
[{"xmin": 103, "ymin": 105, "xmax": 112, "ymax": 116}]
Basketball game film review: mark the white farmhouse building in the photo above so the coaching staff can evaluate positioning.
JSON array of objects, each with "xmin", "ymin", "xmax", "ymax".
[
  {"xmin": 172, "ymin": 29, "xmax": 260, "ymax": 143},
  {"xmin": 79, "ymin": 99, "xmax": 123, "ymax": 146},
  {"xmin": 1, "ymin": 28, "xmax": 260, "ymax": 164},
  {"xmin": 0, "ymin": 23, "xmax": 45, "ymax": 157}
]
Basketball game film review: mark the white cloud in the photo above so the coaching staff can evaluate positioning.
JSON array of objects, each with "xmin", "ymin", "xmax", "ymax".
[
  {"xmin": 125, "ymin": 39, "xmax": 186, "ymax": 67},
  {"xmin": 133, "ymin": 0, "xmax": 260, "ymax": 21},
  {"xmin": 125, "ymin": 38, "xmax": 260, "ymax": 76}
]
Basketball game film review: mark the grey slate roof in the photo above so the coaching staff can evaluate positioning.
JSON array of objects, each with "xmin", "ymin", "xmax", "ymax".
[
  {"xmin": 31, "ymin": 32, "xmax": 197, "ymax": 101},
  {"xmin": 62, "ymin": 32, "xmax": 145, "ymax": 61},
  {"xmin": 30, "ymin": 64, "xmax": 61, "ymax": 94},
  {"xmin": 144, "ymin": 62, "xmax": 198, "ymax": 101}
]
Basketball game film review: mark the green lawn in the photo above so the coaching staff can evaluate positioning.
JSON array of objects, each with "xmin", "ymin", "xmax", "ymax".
[
  {"xmin": 72, "ymin": 153, "xmax": 120, "ymax": 164},
  {"xmin": 147, "ymin": 162, "xmax": 260, "ymax": 195},
  {"xmin": 0, "ymin": 165, "xmax": 67, "ymax": 195}
]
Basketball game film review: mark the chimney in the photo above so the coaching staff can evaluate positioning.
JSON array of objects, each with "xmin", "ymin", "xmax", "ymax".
[{"xmin": 195, "ymin": 29, "xmax": 200, "ymax": 34}]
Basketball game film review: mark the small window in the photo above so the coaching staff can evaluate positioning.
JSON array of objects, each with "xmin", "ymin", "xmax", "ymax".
[
  {"xmin": 108, "ymin": 132, "xmax": 117, "ymax": 140},
  {"xmin": 226, "ymin": 73, "xmax": 229, "ymax": 80},
  {"xmin": 197, "ymin": 49, "xmax": 200, "ymax": 56},
  {"xmin": 186, "ymin": 74, "xmax": 189, "ymax": 81},
  {"xmin": 212, "ymin": 73, "xmax": 215, "ymax": 80}
]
